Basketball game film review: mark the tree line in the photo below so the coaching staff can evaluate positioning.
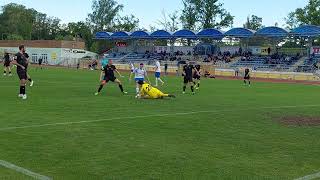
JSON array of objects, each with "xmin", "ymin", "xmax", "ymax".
[{"xmin": 0, "ymin": 0, "xmax": 319, "ymax": 53}]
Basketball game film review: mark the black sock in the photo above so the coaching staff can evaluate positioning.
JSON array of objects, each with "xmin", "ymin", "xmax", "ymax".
[
  {"xmin": 191, "ymin": 86, "xmax": 194, "ymax": 92},
  {"xmin": 119, "ymin": 84, "xmax": 124, "ymax": 92},
  {"xmin": 19, "ymin": 86, "xmax": 23, "ymax": 94},
  {"xmin": 183, "ymin": 86, "xmax": 186, "ymax": 92},
  {"xmin": 244, "ymin": 80, "xmax": 246, "ymax": 84},
  {"xmin": 4, "ymin": 71, "xmax": 6, "ymax": 74},
  {"xmin": 28, "ymin": 78, "xmax": 32, "ymax": 82},
  {"xmin": 197, "ymin": 83, "xmax": 200, "ymax": 88},
  {"xmin": 98, "ymin": 85, "xmax": 104, "ymax": 92},
  {"xmin": 21, "ymin": 86, "xmax": 26, "ymax": 95},
  {"xmin": 9, "ymin": 71, "xmax": 11, "ymax": 74},
  {"xmin": 249, "ymin": 81, "xmax": 251, "ymax": 85}
]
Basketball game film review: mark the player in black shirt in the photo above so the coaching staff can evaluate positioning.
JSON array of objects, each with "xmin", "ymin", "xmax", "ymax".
[
  {"xmin": 95, "ymin": 60, "xmax": 127, "ymax": 95},
  {"xmin": 3, "ymin": 52, "xmax": 12, "ymax": 76},
  {"xmin": 11, "ymin": 45, "xmax": 28, "ymax": 99},
  {"xmin": 23, "ymin": 51, "xmax": 34, "ymax": 86},
  {"xmin": 244, "ymin": 68, "xmax": 251, "ymax": 86},
  {"xmin": 182, "ymin": 62, "xmax": 199, "ymax": 94},
  {"xmin": 193, "ymin": 64, "xmax": 201, "ymax": 89}
]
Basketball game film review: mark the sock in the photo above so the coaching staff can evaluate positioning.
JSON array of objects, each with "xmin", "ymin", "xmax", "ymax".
[
  {"xmin": 98, "ymin": 85, "xmax": 104, "ymax": 92},
  {"xmin": 9, "ymin": 71, "xmax": 11, "ymax": 74},
  {"xmin": 28, "ymin": 78, "xmax": 32, "ymax": 82},
  {"xmin": 183, "ymin": 86, "xmax": 186, "ymax": 92},
  {"xmin": 197, "ymin": 83, "xmax": 200, "ymax": 88},
  {"xmin": 19, "ymin": 86, "xmax": 23, "ymax": 94},
  {"xmin": 21, "ymin": 86, "xmax": 26, "ymax": 95},
  {"xmin": 249, "ymin": 81, "xmax": 251, "ymax": 85},
  {"xmin": 244, "ymin": 80, "xmax": 246, "ymax": 84},
  {"xmin": 119, "ymin": 84, "xmax": 124, "ymax": 92},
  {"xmin": 136, "ymin": 87, "xmax": 140, "ymax": 94},
  {"xmin": 159, "ymin": 78, "xmax": 164, "ymax": 84},
  {"xmin": 155, "ymin": 78, "xmax": 158, "ymax": 86},
  {"xmin": 4, "ymin": 71, "xmax": 6, "ymax": 74},
  {"xmin": 191, "ymin": 86, "xmax": 194, "ymax": 92}
]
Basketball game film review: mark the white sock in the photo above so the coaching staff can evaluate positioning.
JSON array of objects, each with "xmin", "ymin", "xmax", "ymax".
[
  {"xmin": 136, "ymin": 87, "xmax": 140, "ymax": 94},
  {"xmin": 155, "ymin": 78, "xmax": 158, "ymax": 86},
  {"xmin": 158, "ymin": 78, "xmax": 164, "ymax": 83}
]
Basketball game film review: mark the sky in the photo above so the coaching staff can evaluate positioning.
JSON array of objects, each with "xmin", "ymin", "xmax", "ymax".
[{"xmin": 1, "ymin": 0, "xmax": 309, "ymax": 30}]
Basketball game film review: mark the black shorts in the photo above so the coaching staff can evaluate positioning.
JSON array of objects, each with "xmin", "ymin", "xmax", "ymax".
[
  {"xmin": 103, "ymin": 76, "xmax": 117, "ymax": 82},
  {"xmin": 184, "ymin": 76, "xmax": 193, "ymax": 84},
  {"xmin": 39, "ymin": 61, "xmax": 42, "ymax": 65},
  {"xmin": 244, "ymin": 76, "xmax": 250, "ymax": 80},
  {"xmin": 4, "ymin": 61, "xmax": 10, "ymax": 67},
  {"xmin": 17, "ymin": 69, "xmax": 27, "ymax": 80}
]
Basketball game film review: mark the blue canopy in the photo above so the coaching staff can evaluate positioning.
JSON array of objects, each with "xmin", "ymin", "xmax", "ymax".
[
  {"xmin": 110, "ymin": 31, "xmax": 130, "ymax": 39},
  {"xmin": 290, "ymin": 25, "xmax": 320, "ymax": 37},
  {"xmin": 130, "ymin": 30, "xmax": 150, "ymax": 39},
  {"xmin": 150, "ymin": 30, "xmax": 172, "ymax": 39},
  {"xmin": 224, "ymin": 28, "xmax": 255, "ymax": 38},
  {"xmin": 197, "ymin": 28, "xmax": 224, "ymax": 39},
  {"xmin": 172, "ymin": 29, "xmax": 197, "ymax": 39},
  {"xmin": 255, "ymin": 26, "xmax": 288, "ymax": 37},
  {"xmin": 95, "ymin": 32, "xmax": 112, "ymax": 39}
]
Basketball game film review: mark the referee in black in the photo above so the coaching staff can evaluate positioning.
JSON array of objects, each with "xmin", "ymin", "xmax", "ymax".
[
  {"xmin": 182, "ymin": 61, "xmax": 198, "ymax": 95},
  {"xmin": 3, "ymin": 52, "xmax": 12, "ymax": 76},
  {"xmin": 12, "ymin": 45, "xmax": 28, "ymax": 100}
]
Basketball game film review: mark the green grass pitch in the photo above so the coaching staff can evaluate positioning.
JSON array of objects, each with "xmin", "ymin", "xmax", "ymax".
[{"xmin": 1, "ymin": 67, "xmax": 320, "ymax": 180}]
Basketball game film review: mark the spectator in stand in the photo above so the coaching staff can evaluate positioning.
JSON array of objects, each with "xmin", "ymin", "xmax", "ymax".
[
  {"xmin": 164, "ymin": 62, "xmax": 168, "ymax": 75},
  {"xmin": 267, "ymin": 47, "xmax": 271, "ymax": 55}
]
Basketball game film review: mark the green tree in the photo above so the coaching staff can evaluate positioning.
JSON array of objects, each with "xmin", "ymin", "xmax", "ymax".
[
  {"xmin": 243, "ymin": 15, "xmax": 263, "ymax": 30},
  {"xmin": 88, "ymin": 0, "xmax": 123, "ymax": 31},
  {"xmin": 285, "ymin": 0, "xmax": 320, "ymax": 30},
  {"xmin": 157, "ymin": 10, "xmax": 180, "ymax": 32},
  {"xmin": 114, "ymin": 14, "xmax": 139, "ymax": 32},
  {"xmin": 180, "ymin": 0, "xmax": 199, "ymax": 30}
]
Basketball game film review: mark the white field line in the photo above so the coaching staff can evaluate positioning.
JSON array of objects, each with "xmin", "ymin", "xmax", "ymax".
[
  {"xmin": 294, "ymin": 171, "xmax": 320, "ymax": 180},
  {"xmin": 0, "ymin": 160, "xmax": 52, "ymax": 180},
  {"xmin": 0, "ymin": 104, "xmax": 320, "ymax": 132}
]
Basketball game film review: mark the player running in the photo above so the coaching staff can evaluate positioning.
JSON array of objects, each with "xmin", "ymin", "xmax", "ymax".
[
  {"xmin": 3, "ymin": 52, "xmax": 12, "ymax": 76},
  {"xmin": 154, "ymin": 60, "xmax": 164, "ymax": 86},
  {"xmin": 193, "ymin": 64, "xmax": 201, "ymax": 90},
  {"xmin": 182, "ymin": 61, "xmax": 198, "ymax": 95},
  {"xmin": 11, "ymin": 45, "xmax": 28, "ymax": 100},
  {"xmin": 95, "ymin": 60, "xmax": 127, "ymax": 95},
  {"xmin": 134, "ymin": 63, "xmax": 150, "ymax": 96},
  {"xmin": 137, "ymin": 80, "xmax": 175, "ymax": 99},
  {"xmin": 23, "ymin": 51, "xmax": 34, "ymax": 87},
  {"xmin": 243, "ymin": 68, "xmax": 251, "ymax": 86}
]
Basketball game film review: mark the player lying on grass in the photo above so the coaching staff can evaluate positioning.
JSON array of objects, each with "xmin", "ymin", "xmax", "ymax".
[
  {"xmin": 95, "ymin": 60, "xmax": 127, "ymax": 95},
  {"xmin": 136, "ymin": 80, "xmax": 175, "ymax": 99}
]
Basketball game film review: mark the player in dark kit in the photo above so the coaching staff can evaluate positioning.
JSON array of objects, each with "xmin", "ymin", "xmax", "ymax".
[
  {"xmin": 244, "ymin": 68, "xmax": 251, "ymax": 86},
  {"xmin": 23, "ymin": 52, "xmax": 34, "ymax": 87},
  {"xmin": 182, "ymin": 62, "xmax": 199, "ymax": 94},
  {"xmin": 11, "ymin": 45, "xmax": 28, "ymax": 100},
  {"xmin": 3, "ymin": 52, "xmax": 12, "ymax": 76},
  {"xmin": 193, "ymin": 64, "xmax": 201, "ymax": 90},
  {"xmin": 95, "ymin": 60, "xmax": 127, "ymax": 95}
]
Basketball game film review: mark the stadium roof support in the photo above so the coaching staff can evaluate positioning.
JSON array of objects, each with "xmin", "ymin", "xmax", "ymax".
[
  {"xmin": 224, "ymin": 28, "xmax": 255, "ymax": 38},
  {"xmin": 110, "ymin": 31, "xmax": 130, "ymax": 39},
  {"xmin": 150, "ymin": 30, "xmax": 172, "ymax": 39},
  {"xmin": 255, "ymin": 26, "xmax": 288, "ymax": 38},
  {"xmin": 95, "ymin": 32, "xmax": 112, "ymax": 39},
  {"xmin": 172, "ymin": 29, "xmax": 197, "ymax": 39},
  {"xmin": 197, "ymin": 28, "xmax": 224, "ymax": 39},
  {"xmin": 290, "ymin": 25, "xmax": 320, "ymax": 37},
  {"xmin": 130, "ymin": 30, "xmax": 150, "ymax": 39}
]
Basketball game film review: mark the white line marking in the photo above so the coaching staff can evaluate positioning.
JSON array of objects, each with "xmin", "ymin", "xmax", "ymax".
[
  {"xmin": 0, "ymin": 160, "xmax": 52, "ymax": 180},
  {"xmin": 294, "ymin": 171, "xmax": 320, "ymax": 180},
  {"xmin": 0, "ymin": 104, "xmax": 320, "ymax": 132}
]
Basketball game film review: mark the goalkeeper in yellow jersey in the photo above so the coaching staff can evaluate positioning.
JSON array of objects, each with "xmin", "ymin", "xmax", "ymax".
[{"xmin": 137, "ymin": 80, "xmax": 175, "ymax": 99}]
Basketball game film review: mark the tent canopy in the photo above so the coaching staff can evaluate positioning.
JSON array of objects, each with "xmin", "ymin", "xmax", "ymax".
[
  {"xmin": 130, "ymin": 30, "xmax": 150, "ymax": 39},
  {"xmin": 224, "ymin": 28, "xmax": 255, "ymax": 38},
  {"xmin": 172, "ymin": 29, "xmax": 197, "ymax": 39},
  {"xmin": 150, "ymin": 30, "xmax": 172, "ymax": 39},
  {"xmin": 255, "ymin": 26, "xmax": 288, "ymax": 37},
  {"xmin": 197, "ymin": 28, "xmax": 224, "ymax": 39},
  {"xmin": 290, "ymin": 25, "xmax": 320, "ymax": 37}
]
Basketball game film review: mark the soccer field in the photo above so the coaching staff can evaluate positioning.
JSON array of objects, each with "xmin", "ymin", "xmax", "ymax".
[{"xmin": 1, "ymin": 67, "xmax": 320, "ymax": 180}]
